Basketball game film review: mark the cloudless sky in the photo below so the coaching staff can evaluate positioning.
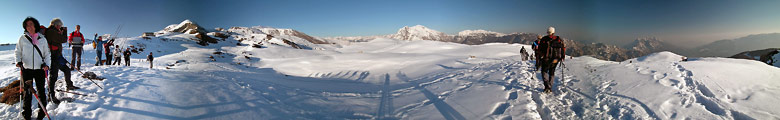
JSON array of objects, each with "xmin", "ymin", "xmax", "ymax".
[{"xmin": 2, "ymin": 0, "xmax": 779, "ymax": 47}]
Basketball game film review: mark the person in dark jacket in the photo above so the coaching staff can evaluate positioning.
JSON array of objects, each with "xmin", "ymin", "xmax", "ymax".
[
  {"xmin": 124, "ymin": 48, "xmax": 131, "ymax": 66},
  {"xmin": 147, "ymin": 52, "xmax": 154, "ymax": 68},
  {"xmin": 520, "ymin": 46, "xmax": 529, "ymax": 61},
  {"xmin": 538, "ymin": 27, "xmax": 566, "ymax": 93},
  {"xmin": 17, "ymin": 17, "xmax": 51, "ymax": 120},
  {"xmin": 533, "ymin": 36, "xmax": 542, "ymax": 71},
  {"xmin": 44, "ymin": 18, "xmax": 75, "ymax": 104}
]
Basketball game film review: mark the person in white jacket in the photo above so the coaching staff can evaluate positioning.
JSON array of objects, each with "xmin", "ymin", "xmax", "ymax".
[
  {"xmin": 15, "ymin": 16, "xmax": 51, "ymax": 120},
  {"xmin": 113, "ymin": 45, "xmax": 122, "ymax": 65}
]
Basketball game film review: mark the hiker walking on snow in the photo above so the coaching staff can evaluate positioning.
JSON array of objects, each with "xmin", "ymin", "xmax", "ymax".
[
  {"xmin": 147, "ymin": 52, "xmax": 154, "ymax": 68},
  {"xmin": 520, "ymin": 46, "xmax": 529, "ymax": 61},
  {"xmin": 113, "ymin": 45, "xmax": 122, "ymax": 65},
  {"xmin": 44, "ymin": 18, "xmax": 80, "ymax": 104},
  {"xmin": 538, "ymin": 27, "xmax": 566, "ymax": 93},
  {"xmin": 94, "ymin": 35, "xmax": 106, "ymax": 66},
  {"xmin": 533, "ymin": 35, "xmax": 542, "ymax": 70},
  {"xmin": 68, "ymin": 25, "xmax": 85, "ymax": 70},
  {"xmin": 123, "ymin": 48, "xmax": 131, "ymax": 66},
  {"xmin": 16, "ymin": 17, "xmax": 51, "ymax": 120}
]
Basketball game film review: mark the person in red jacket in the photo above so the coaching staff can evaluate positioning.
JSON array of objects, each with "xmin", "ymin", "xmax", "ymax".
[{"xmin": 68, "ymin": 25, "xmax": 85, "ymax": 70}]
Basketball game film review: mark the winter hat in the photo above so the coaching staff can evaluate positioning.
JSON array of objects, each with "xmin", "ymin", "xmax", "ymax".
[
  {"xmin": 547, "ymin": 27, "xmax": 555, "ymax": 34},
  {"xmin": 50, "ymin": 18, "xmax": 63, "ymax": 27}
]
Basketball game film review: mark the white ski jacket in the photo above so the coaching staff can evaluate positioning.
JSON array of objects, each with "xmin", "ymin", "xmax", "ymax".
[{"xmin": 15, "ymin": 32, "xmax": 51, "ymax": 70}]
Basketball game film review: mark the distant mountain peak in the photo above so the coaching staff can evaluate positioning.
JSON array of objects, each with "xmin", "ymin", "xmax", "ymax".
[
  {"xmin": 162, "ymin": 19, "xmax": 207, "ymax": 34},
  {"xmin": 458, "ymin": 29, "xmax": 505, "ymax": 36},
  {"xmin": 393, "ymin": 25, "xmax": 448, "ymax": 40}
]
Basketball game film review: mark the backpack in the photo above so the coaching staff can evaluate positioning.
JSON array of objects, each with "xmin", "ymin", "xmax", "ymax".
[
  {"xmin": 540, "ymin": 36, "xmax": 565, "ymax": 60},
  {"xmin": 548, "ymin": 36, "xmax": 565, "ymax": 60}
]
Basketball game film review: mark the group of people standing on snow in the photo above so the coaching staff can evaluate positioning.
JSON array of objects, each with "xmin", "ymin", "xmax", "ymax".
[
  {"xmin": 14, "ymin": 17, "xmax": 153, "ymax": 120},
  {"xmin": 520, "ymin": 27, "xmax": 566, "ymax": 93},
  {"xmin": 93, "ymin": 32, "xmax": 129, "ymax": 66}
]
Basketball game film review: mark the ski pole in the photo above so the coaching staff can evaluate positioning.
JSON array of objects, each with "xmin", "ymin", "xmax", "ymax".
[{"xmin": 66, "ymin": 62, "xmax": 103, "ymax": 89}]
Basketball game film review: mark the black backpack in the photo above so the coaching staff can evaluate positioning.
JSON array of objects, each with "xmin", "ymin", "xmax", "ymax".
[{"xmin": 541, "ymin": 36, "xmax": 565, "ymax": 60}]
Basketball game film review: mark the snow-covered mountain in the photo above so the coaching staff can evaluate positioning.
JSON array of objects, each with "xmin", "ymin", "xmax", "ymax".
[
  {"xmin": 730, "ymin": 48, "xmax": 780, "ymax": 67},
  {"xmin": 323, "ymin": 25, "xmax": 682, "ymax": 61},
  {"xmin": 225, "ymin": 26, "xmax": 327, "ymax": 50},
  {"xmin": 323, "ymin": 25, "xmax": 539, "ymax": 45},
  {"xmin": 390, "ymin": 25, "xmax": 452, "ymax": 41},
  {"xmin": 565, "ymin": 40, "xmax": 634, "ymax": 61},
  {"xmin": 238, "ymin": 26, "xmax": 329, "ymax": 44},
  {"xmin": 160, "ymin": 19, "xmax": 208, "ymax": 34},
  {"xmin": 457, "ymin": 29, "xmax": 506, "ymax": 36},
  {"xmin": 157, "ymin": 19, "xmax": 218, "ymax": 44},
  {"xmin": 692, "ymin": 33, "xmax": 780, "ymax": 57},
  {"xmin": 625, "ymin": 37, "xmax": 684, "ymax": 55}
]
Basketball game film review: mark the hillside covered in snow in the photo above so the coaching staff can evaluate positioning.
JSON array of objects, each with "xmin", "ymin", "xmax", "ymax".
[{"xmin": 0, "ymin": 20, "xmax": 778, "ymax": 119}]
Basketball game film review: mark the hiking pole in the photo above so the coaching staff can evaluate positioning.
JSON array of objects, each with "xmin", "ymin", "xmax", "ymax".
[
  {"xmin": 66, "ymin": 62, "xmax": 103, "ymax": 89},
  {"xmin": 559, "ymin": 61, "xmax": 566, "ymax": 87},
  {"xmin": 18, "ymin": 66, "xmax": 23, "ymax": 119}
]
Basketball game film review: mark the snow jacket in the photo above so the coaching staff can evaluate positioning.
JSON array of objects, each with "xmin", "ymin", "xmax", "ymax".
[
  {"xmin": 95, "ymin": 39, "xmax": 106, "ymax": 51},
  {"xmin": 15, "ymin": 32, "xmax": 52, "ymax": 69},
  {"xmin": 104, "ymin": 42, "xmax": 112, "ymax": 54},
  {"xmin": 45, "ymin": 26, "xmax": 67, "ymax": 51},
  {"xmin": 114, "ymin": 47, "xmax": 122, "ymax": 56},
  {"xmin": 123, "ymin": 49, "xmax": 131, "ymax": 58},
  {"xmin": 68, "ymin": 31, "xmax": 85, "ymax": 47}
]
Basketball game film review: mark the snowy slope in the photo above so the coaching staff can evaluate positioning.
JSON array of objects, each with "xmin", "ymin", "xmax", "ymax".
[{"xmin": 1, "ymin": 23, "xmax": 779, "ymax": 119}]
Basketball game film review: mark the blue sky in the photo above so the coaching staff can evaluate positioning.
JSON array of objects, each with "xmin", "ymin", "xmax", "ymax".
[{"xmin": 2, "ymin": 0, "xmax": 779, "ymax": 47}]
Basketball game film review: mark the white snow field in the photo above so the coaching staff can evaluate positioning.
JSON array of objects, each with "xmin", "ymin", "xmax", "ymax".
[{"xmin": 1, "ymin": 24, "xmax": 779, "ymax": 120}]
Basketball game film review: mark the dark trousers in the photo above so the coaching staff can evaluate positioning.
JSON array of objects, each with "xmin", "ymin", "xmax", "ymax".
[
  {"xmin": 106, "ymin": 53, "xmax": 112, "ymax": 65},
  {"xmin": 49, "ymin": 62, "xmax": 74, "ymax": 90},
  {"xmin": 96, "ymin": 50, "xmax": 102, "ymax": 66},
  {"xmin": 49, "ymin": 54, "xmax": 74, "ymax": 102},
  {"xmin": 71, "ymin": 47, "xmax": 82, "ymax": 70},
  {"xmin": 125, "ymin": 57, "xmax": 130, "ymax": 66},
  {"xmin": 540, "ymin": 59, "xmax": 559, "ymax": 91},
  {"xmin": 21, "ymin": 69, "xmax": 46, "ymax": 120},
  {"xmin": 113, "ymin": 56, "xmax": 122, "ymax": 65}
]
